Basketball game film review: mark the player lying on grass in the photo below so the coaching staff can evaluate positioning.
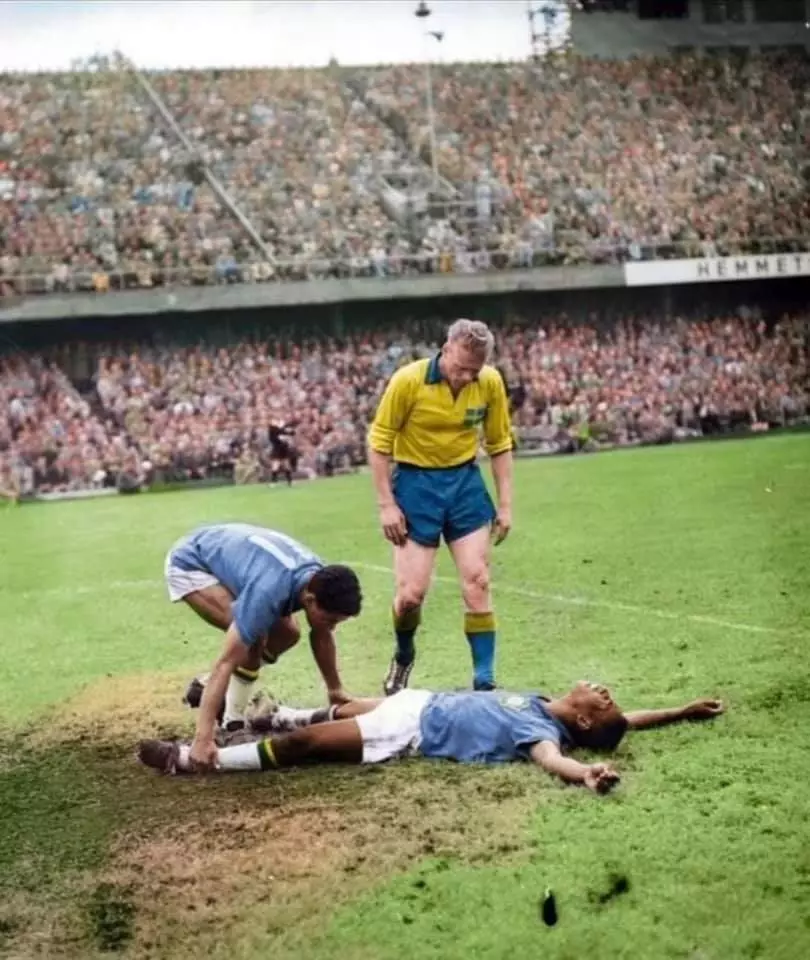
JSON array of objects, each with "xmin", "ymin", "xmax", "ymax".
[
  {"xmin": 138, "ymin": 683, "xmax": 724, "ymax": 794},
  {"xmin": 164, "ymin": 523, "xmax": 362, "ymax": 772}
]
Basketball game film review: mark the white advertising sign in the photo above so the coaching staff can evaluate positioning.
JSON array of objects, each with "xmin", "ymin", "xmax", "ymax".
[{"xmin": 624, "ymin": 252, "xmax": 810, "ymax": 287}]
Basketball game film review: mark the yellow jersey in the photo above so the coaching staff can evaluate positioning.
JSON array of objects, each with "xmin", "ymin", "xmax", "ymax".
[{"xmin": 368, "ymin": 355, "xmax": 513, "ymax": 468}]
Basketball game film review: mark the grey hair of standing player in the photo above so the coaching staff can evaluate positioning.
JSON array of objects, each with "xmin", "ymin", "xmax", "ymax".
[{"xmin": 446, "ymin": 319, "xmax": 495, "ymax": 362}]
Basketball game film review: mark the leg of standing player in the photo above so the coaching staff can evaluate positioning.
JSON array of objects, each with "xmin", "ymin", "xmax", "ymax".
[
  {"xmin": 382, "ymin": 466, "xmax": 443, "ymax": 694},
  {"xmin": 445, "ymin": 463, "xmax": 499, "ymax": 690},
  {"xmin": 384, "ymin": 540, "xmax": 437, "ymax": 694},
  {"xmin": 448, "ymin": 527, "xmax": 496, "ymax": 690}
]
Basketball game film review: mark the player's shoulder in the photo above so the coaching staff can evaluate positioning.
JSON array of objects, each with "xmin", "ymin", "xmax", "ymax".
[
  {"xmin": 478, "ymin": 364, "xmax": 507, "ymax": 393},
  {"xmin": 387, "ymin": 358, "xmax": 430, "ymax": 388},
  {"xmin": 397, "ymin": 357, "xmax": 431, "ymax": 379}
]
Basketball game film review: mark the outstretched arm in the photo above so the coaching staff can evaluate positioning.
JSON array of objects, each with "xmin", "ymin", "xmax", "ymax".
[
  {"xmin": 625, "ymin": 697, "xmax": 724, "ymax": 731},
  {"xmin": 530, "ymin": 740, "xmax": 620, "ymax": 795}
]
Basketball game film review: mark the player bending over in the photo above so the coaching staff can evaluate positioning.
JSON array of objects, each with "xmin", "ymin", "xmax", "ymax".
[
  {"xmin": 164, "ymin": 523, "xmax": 362, "ymax": 772},
  {"xmin": 138, "ymin": 683, "xmax": 724, "ymax": 794}
]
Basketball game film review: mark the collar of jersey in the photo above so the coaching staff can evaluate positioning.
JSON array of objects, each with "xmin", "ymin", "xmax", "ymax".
[
  {"xmin": 425, "ymin": 354, "xmax": 443, "ymax": 385},
  {"xmin": 426, "ymin": 354, "xmax": 481, "ymax": 386}
]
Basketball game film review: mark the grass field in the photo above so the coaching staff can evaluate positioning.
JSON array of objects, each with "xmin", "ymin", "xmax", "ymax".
[{"xmin": 0, "ymin": 434, "xmax": 809, "ymax": 960}]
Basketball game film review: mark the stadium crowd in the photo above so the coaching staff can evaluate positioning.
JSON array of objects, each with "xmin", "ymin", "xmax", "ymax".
[
  {"xmin": 1, "ymin": 50, "xmax": 808, "ymax": 295},
  {"xmin": 355, "ymin": 51, "xmax": 810, "ymax": 262},
  {"xmin": 1, "ymin": 310, "xmax": 807, "ymax": 497},
  {"xmin": 0, "ymin": 353, "xmax": 140, "ymax": 497}
]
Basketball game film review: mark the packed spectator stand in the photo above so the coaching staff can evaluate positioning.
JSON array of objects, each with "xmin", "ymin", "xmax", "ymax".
[
  {"xmin": 1, "ymin": 50, "xmax": 808, "ymax": 295},
  {"xmin": 1, "ymin": 50, "xmax": 807, "ymax": 498},
  {"xmin": 1, "ymin": 310, "xmax": 807, "ymax": 498}
]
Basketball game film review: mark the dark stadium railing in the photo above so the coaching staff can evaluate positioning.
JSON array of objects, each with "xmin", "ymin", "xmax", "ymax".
[{"xmin": 1, "ymin": 236, "xmax": 808, "ymax": 298}]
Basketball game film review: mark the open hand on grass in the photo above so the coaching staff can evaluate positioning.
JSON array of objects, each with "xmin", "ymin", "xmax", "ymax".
[
  {"xmin": 684, "ymin": 698, "xmax": 725, "ymax": 721},
  {"xmin": 584, "ymin": 763, "xmax": 621, "ymax": 795}
]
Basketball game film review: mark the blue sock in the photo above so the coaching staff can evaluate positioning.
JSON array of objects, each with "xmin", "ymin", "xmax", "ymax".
[
  {"xmin": 393, "ymin": 606, "xmax": 421, "ymax": 666},
  {"xmin": 465, "ymin": 612, "xmax": 496, "ymax": 689}
]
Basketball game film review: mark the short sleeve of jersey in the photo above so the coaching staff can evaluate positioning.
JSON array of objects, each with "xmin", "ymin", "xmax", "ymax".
[
  {"xmin": 481, "ymin": 367, "xmax": 514, "ymax": 458},
  {"xmin": 367, "ymin": 363, "xmax": 418, "ymax": 455},
  {"xmin": 231, "ymin": 570, "xmax": 290, "ymax": 647},
  {"xmin": 508, "ymin": 710, "xmax": 562, "ymax": 757}
]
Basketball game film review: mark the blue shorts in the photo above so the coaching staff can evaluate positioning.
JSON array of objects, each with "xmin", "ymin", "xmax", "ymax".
[{"xmin": 393, "ymin": 461, "xmax": 496, "ymax": 548}]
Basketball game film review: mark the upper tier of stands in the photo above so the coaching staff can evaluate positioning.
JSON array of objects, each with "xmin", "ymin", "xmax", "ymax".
[{"xmin": 2, "ymin": 51, "xmax": 807, "ymax": 296}]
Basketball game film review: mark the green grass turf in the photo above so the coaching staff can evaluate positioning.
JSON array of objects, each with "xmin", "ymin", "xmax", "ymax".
[{"xmin": 0, "ymin": 434, "xmax": 808, "ymax": 958}]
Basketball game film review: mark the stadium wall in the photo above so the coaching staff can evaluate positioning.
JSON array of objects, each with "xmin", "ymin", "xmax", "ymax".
[
  {"xmin": 0, "ymin": 265, "xmax": 625, "ymax": 325},
  {"xmin": 2, "ymin": 276, "xmax": 807, "ymax": 367}
]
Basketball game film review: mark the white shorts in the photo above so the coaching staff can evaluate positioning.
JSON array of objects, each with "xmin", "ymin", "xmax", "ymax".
[
  {"xmin": 355, "ymin": 689, "xmax": 433, "ymax": 764},
  {"xmin": 164, "ymin": 540, "xmax": 219, "ymax": 602}
]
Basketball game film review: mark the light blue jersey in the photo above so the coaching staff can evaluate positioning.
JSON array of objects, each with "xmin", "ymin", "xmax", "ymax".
[
  {"xmin": 419, "ymin": 691, "xmax": 571, "ymax": 764},
  {"xmin": 169, "ymin": 524, "xmax": 323, "ymax": 646}
]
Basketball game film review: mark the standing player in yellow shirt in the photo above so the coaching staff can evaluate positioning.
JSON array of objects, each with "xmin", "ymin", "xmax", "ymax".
[{"xmin": 367, "ymin": 319, "xmax": 514, "ymax": 694}]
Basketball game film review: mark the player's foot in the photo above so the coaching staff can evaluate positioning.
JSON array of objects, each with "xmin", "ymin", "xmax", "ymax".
[
  {"xmin": 182, "ymin": 674, "xmax": 226, "ymax": 724},
  {"xmin": 182, "ymin": 675, "xmax": 205, "ymax": 708},
  {"xmin": 383, "ymin": 658, "xmax": 413, "ymax": 697},
  {"xmin": 219, "ymin": 722, "xmax": 256, "ymax": 747},
  {"xmin": 250, "ymin": 703, "xmax": 331, "ymax": 733},
  {"xmin": 137, "ymin": 739, "xmax": 182, "ymax": 774},
  {"xmin": 473, "ymin": 680, "xmax": 497, "ymax": 692}
]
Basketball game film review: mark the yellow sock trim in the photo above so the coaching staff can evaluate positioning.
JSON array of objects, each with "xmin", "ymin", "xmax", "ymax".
[
  {"xmin": 393, "ymin": 605, "xmax": 422, "ymax": 633},
  {"xmin": 234, "ymin": 666, "xmax": 260, "ymax": 683},
  {"xmin": 464, "ymin": 611, "xmax": 496, "ymax": 634},
  {"xmin": 258, "ymin": 739, "xmax": 278, "ymax": 770}
]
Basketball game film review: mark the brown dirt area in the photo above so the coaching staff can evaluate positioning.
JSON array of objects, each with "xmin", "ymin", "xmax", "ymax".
[{"xmin": 1, "ymin": 676, "xmax": 543, "ymax": 959}]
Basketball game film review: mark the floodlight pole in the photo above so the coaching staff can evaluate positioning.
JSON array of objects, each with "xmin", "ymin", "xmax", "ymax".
[
  {"xmin": 527, "ymin": 2, "xmax": 558, "ymax": 62},
  {"xmin": 416, "ymin": 3, "xmax": 442, "ymax": 191},
  {"xmin": 424, "ymin": 41, "xmax": 440, "ymax": 189}
]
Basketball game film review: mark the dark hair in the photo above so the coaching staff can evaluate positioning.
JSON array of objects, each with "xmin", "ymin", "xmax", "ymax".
[
  {"xmin": 573, "ymin": 713, "xmax": 629, "ymax": 752},
  {"xmin": 309, "ymin": 565, "xmax": 362, "ymax": 617}
]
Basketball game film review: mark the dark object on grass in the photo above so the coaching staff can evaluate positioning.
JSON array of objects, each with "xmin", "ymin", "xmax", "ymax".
[
  {"xmin": 593, "ymin": 872, "xmax": 631, "ymax": 905},
  {"xmin": 541, "ymin": 888, "xmax": 558, "ymax": 926}
]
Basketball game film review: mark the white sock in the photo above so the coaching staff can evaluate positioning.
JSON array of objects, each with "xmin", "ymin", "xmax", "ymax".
[
  {"xmin": 177, "ymin": 744, "xmax": 191, "ymax": 771},
  {"xmin": 176, "ymin": 742, "xmax": 262, "ymax": 773},
  {"xmin": 224, "ymin": 674, "xmax": 259, "ymax": 726},
  {"xmin": 276, "ymin": 704, "xmax": 336, "ymax": 728},
  {"xmin": 215, "ymin": 741, "xmax": 263, "ymax": 772}
]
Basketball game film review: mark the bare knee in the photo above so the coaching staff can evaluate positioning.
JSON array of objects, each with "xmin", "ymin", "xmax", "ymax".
[
  {"xmin": 461, "ymin": 564, "xmax": 491, "ymax": 609},
  {"xmin": 396, "ymin": 581, "xmax": 429, "ymax": 612},
  {"xmin": 264, "ymin": 617, "xmax": 301, "ymax": 660},
  {"xmin": 243, "ymin": 645, "xmax": 264, "ymax": 671},
  {"xmin": 393, "ymin": 542, "xmax": 436, "ymax": 614},
  {"xmin": 278, "ymin": 617, "xmax": 301, "ymax": 649}
]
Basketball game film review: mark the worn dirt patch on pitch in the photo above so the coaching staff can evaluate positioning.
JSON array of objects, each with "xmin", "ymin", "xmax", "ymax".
[
  {"xmin": 97, "ymin": 805, "xmax": 350, "ymax": 957},
  {"xmin": 89, "ymin": 762, "xmax": 539, "ymax": 959},
  {"xmin": 0, "ymin": 690, "xmax": 543, "ymax": 960},
  {"xmin": 18, "ymin": 672, "xmax": 193, "ymax": 753}
]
